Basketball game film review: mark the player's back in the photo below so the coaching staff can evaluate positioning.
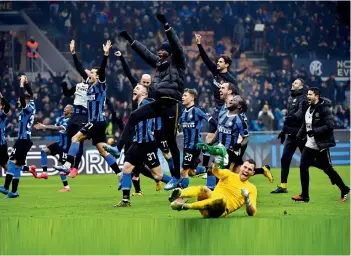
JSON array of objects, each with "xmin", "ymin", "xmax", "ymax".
[
  {"xmin": 18, "ymin": 100, "xmax": 36, "ymax": 140},
  {"xmin": 73, "ymin": 82, "xmax": 88, "ymax": 109},
  {"xmin": 213, "ymin": 171, "xmax": 256, "ymax": 215},
  {"xmin": 133, "ymin": 98, "xmax": 155, "ymax": 144},
  {"xmin": 0, "ymin": 111, "xmax": 7, "ymax": 145},
  {"xmin": 87, "ymin": 79, "xmax": 106, "ymax": 122}
]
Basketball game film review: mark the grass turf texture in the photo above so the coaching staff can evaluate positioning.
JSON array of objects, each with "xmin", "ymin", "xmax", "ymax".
[{"xmin": 0, "ymin": 166, "xmax": 350, "ymax": 255}]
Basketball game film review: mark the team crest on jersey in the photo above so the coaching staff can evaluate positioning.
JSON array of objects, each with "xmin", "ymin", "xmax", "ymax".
[
  {"xmin": 190, "ymin": 115, "xmax": 193, "ymax": 119},
  {"xmin": 229, "ymin": 121, "xmax": 233, "ymax": 126},
  {"xmin": 293, "ymin": 99, "xmax": 297, "ymax": 102},
  {"xmin": 315, "ymin": 113, "xmax": 319, "ymax": 118}
]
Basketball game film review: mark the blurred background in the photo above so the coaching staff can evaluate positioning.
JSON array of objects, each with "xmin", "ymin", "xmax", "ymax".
[{"xmin": 0, "ymin": 1, "xmax": 349, "ymax": 141}]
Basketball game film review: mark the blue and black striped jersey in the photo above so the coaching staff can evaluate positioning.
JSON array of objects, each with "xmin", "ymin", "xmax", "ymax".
[
  {"xmin": 133, "ymin": 98, "xmax": 155, "ymax": 144},
  {"xmin": 18, "ymin": 100, "xmax": 35, "ymax": 140},
  {"xmin": 87, "ymin": 78, "xmax": 106, "ymax": 122},
  {"xmin": 154, "ymin": 117, "xmax": 162, "ymax": 131},
  {"xmin": 179, "ymin": 105, "xmax": 210, "ymax": 149},
  {"xmin": 217, "ymin": 110, "xmax": 248, "ymax": 152},
  {"xmin": 0, "ymin": 110, "xmax": 7, "ymax": 145},
  {"xmin": 56, "ymin": 115, "xmax": 69, "ymax": 150}
]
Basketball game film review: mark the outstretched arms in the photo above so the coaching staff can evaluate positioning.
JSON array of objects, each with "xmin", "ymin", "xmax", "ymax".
[
  {"xmin": 98, "ymin": 40, "xmax": 111, "ymax": 82},
  {"xmin": 61, "ymin": 81, "xmax": 76, "ymax": 97}
]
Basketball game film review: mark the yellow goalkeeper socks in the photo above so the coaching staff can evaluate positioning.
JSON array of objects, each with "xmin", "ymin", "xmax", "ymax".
[{"xmin": 281, "ymin": 183, "xmax": 287, "ymax": 189}]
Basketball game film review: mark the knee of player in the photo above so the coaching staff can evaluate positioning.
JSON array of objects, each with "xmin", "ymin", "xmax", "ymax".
[
  {"xmin": 199, "ymin": 186, "xmax": 212, "ymax": 198},
  {"xmin": 96, "ymin": 143, "xmax": 107, "ymax": 156},
  {"xmin": 123, "ymin": 162, "xmax": 134, "ymax": 174},
  {"xmin": 151, "ymin": 166, "xmax": 162, "ymax": 180},
  {"xmin": 180, "ymin": 168, "xmax": 188, "ymax": 178},
  {"xmin": 163, "ymin": 152, "xmax": 171, "ymax": 159},
  {"xmin": 72, "ymin": 135, "xmax": 80, "ymax": 143}
]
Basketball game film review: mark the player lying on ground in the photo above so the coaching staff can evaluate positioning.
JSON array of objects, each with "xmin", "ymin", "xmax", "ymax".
[
  {"xmin": 0, "ymin": 75, "xmax": 36, "ymax": 198},
  {"xmin": 169, "ymin": 144, "xmax": 257, "ymax": 218},
  {"xmin": 33, "ymin": 105, "xmax": 74, "ymax": 192}
]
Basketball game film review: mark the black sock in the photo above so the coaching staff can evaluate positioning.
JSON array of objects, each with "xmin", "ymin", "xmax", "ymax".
[
  {"xmin": 254, "ymin": 167, "xmax": 264, "ymax": 175},
  {"xmin": 67, "ymin": 155, "xmax": 75, "ymax": 166},
  {"xmin": 122, "ymin": 190, "xmax": 130, "ymax": 202},
  {"xmin": 202, "ymin": 154, "xmax": 210, "ymax": 168},
  {"xmin": 22, "ymin": 166, "xmax": 29, "ymax": 172},
  {"xmin": 12, "ymin": 179, "xmax": 19, "ymax": 193},
  {"xmin": 43, "ymin": 166, "xmax": 47, "ymax": 172},
  {"xmin": 110, "ymin": 163, "xmax": 121, "ymax": 175},
  {"xmin": 132, "ymin": 178, "xmax": 141, "ymax": 193},
  {"xmin": 4, "ymin": 174, "xmax": 13, "ymax": 190},
  {"xmin": 63, "ymin": 180, "xmax": 68, "ymax": 186}
]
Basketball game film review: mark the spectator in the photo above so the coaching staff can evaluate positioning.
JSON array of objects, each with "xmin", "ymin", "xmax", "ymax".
[{"xmin": 258, "ymin": 104, "xmax": 275, "ymax": 130}]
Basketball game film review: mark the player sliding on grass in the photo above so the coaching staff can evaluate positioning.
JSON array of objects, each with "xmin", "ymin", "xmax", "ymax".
[
  {"xmin": 169, "ymin": 143, "xmax": 257, "ymax": 218},
  {"xmin": 33, "ymin": 105, "xmax": 73, "ymax": 192}
]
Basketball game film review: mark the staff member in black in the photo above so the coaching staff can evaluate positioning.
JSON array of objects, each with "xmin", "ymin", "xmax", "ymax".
[
  {"xmin": 117, "ymin": 13, "xmax": 185, "ymax": 189},
  {"xmin": 272, "ymin": 79, "xmax": 308, "ymax": 193},
  {"xmin": 292, "ymin": 87, "xmax": 350, "ymax": 202}
]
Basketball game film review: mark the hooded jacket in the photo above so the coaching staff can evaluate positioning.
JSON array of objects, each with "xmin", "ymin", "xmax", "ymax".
[
  {"xmin": 297, "ymin": 97, "xmax": 336, "ymax": 150},
  {"xmin": 283, "ymin": 88, "xmax": 308, "ymax": 135},
  {"xmin": 131, "ymin": 27, "xmax": 186, "ymax": 101}
]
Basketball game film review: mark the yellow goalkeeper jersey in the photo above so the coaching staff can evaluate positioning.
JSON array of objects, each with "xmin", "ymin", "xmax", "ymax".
[{"xmin": 212, "ymin": 168, "xmax": 257, "ymax": 216}]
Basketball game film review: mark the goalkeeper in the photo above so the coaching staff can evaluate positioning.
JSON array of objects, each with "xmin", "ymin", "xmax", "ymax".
[{"xmin": 169, "ymin": 144, "xmax": 257, "ymax": 218}]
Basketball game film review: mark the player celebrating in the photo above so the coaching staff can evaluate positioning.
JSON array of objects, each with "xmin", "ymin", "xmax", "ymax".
[
  {"xmin": 169, "ymin": 144, "xmax": 257, "ymax": 218},
  {"xmin": 178, "ymin": 88, "xmax": 217, "ymax": 188},
  {"xmin": 33, "ymin": 105, "xmax": 73, "ymax": 191},
  {"xmin": 194, "ymin": 33, "xmax": 240, "ymax": 175},
  {"xmin": 54, "ymin": 40, "xmax": 121, "ymax": 179},
  {"xmin": 111, "ymin": 50, "xmax": 176, "ymax": 183},
  {"xmin": 118, "ymin": 13, "xmax": 186, "ymax": 190},
  {"xmin": 0, "ymin": 75, "xmax": 35, "ymax": 198},
  {"xmin": 116, "ymin": 84, "xmax": 172, "ymax": 207},
  {"xmin": 0, "ymin": 93, "xmax": 10, "ymax": 172}
]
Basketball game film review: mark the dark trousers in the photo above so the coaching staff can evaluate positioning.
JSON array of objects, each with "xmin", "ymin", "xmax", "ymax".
[
  {"xmin": 119, "ymin": 99, "xmax": 181, "ymax": 179},
  {"xmin": 281, "ymin": 135, "xmax": 325, "ymax": 183},
  {"xmin": 299, "ymin": 147, "xmax": 347, "ymax": 198}
]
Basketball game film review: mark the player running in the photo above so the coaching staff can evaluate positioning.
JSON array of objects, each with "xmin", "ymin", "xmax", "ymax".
[
  {"xmin": 115, "ymin": 84, "xmax": 172, "ymax": 207},
  {"xmin": 178, "ymin": 88, "xmax": 217, "ymax": 188},
  {"xmin": 0, "ymin": 93, "xmax": 10, "ymax": 172},
  {"xmin": 194, "ymin": 33, "xmax": 240, "ymax": 175},
  {"xmin": 33, "ymin": 105, "xmax": 73, "ymax": 191},
  {"xmin": 0, "ymin": 75, "xmax": 35, "ymax": 198},
  {"xmin": 169, "ymin": 144, "xmax": 257, "ymax": 218},
  {"xmin": 54, "ymin": 40, "xmax": 121, "ymax": 179}
]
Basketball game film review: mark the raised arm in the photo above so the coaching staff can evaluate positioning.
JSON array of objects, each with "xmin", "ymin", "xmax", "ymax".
[
  {"xmin": 115, "ymin": 51, "xmax": 138, "ymax": 88},
  {"xmin": 70, "ymin": 40, "xmax": 88, "ymax": 81},
  {"xmin": 195, "ymin": 34, "xmax": 217, "ymax": 74},
  {"xmin": 99, "ymin": 40, "xmax": 111, "ymax": 82}
]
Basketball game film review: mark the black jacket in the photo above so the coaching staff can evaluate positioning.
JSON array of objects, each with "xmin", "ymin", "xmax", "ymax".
[
  {"xmin": 297, "ymin": 98, "xmax": 336, "ymax": 150},
  {"xmin": 283, "ymin": 88, "xmax": 308, "ymax": 135},
  {"xmin": 131, "ymin": 27, "xmax": 186, "ymax": 101}
]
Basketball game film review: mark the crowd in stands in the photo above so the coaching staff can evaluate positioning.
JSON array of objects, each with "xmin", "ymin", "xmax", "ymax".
[{"xmin": 0, "ymin": 1, "xmax": 350, "ymax": 139}]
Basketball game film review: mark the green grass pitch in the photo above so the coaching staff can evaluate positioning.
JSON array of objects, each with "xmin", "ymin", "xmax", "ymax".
[{"xmin": 0, "ymin": 166, "xmax": 350, "ymax": 255}]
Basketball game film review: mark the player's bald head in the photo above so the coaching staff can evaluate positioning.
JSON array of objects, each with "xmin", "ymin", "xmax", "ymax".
[
  {"xmin": 140, "ymin": 74, "xmax": 151, "ymax": 87},
  {"xmin": 64, "ymin": 104, "xmax": 73, "ymax": 116}
]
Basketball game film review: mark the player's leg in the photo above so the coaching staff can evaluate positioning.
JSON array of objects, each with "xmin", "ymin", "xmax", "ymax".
[
  {"xmin": 0, "ymin": 144, "xmax": 9, "ymax": 172},
  {"xmin": 0, "ymin": 160, "xmax": 15, "ymax": 195},
  {"xmin": 155, "ymin": 129, "xmax": 175, "ymax": 177},
  {"xmin": 37, "ymin": 143, "xmax": 59, "ymax": 179},
  {"xmin": 180, "ymin": 149, "xmax": 200, "ymax": 189},
  {"xmin": 292, "ymin": 147, "xmax": 315, "ymax": 202},
  {"xmin": 96, "ymin": 142, "xmax": 121, "ymax": 176},
  {"xmin": 131, "ymin": 167, "xmax": 143, "ymax": 196},
  {"xmin": 272, "ymin": 135, "xmax": 298, "ymax": 193},
  {"xmin": 314, "ymin": 149, "xmax": 350, "ymax": 202},
  {"xmin": 73, "ymin": 142, "xmax": 84, "ymax": 169},
  {"xmin": 54, "ymin": 130, "xmax": 87, "ymax": 175},
  {"xmin": 160, "ymin": 102, "xmax": 182, "ymax": 188},
  {"xmin": 201, "ymin": 111, "xmax": 218, "ymax": 173}
]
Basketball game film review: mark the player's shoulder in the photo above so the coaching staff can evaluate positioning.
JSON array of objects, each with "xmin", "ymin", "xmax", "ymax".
[{"xmin": 142, "ymin": 98, "xmax": 154, "ymax": 104}]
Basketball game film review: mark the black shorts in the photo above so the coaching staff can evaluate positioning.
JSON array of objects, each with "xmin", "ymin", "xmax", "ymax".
[
  {"xmin": 182, "ymin": 148, "xmax": 201, "ymax": 169},
  {"xmin": 9, "ymin": 139, "xmax": 33, "ymax": 166},
  {"xmin": 47, "ymin": 142, "xmax": 67, "ymax": 164},
  {"xmin": 0, "ymin": 143, "xmax": 9, "ymax": 166},
  {"xmin": 207, "ymin": 109, "xmax": 219, "ymax": 133},
  {"xmin": 80, "ymin": 121, "xmax": 106, "ymax": 145},
  {"xmin": 68, "ymin": 110, "xmax": 88, "ymax": 127},
  {"xmin": 154, "ymin": 129, "xmax": 169, "ymax": 154},
  {"xmin": 125, "ymin": 142, "xmax": 160, "ymax": 169}
]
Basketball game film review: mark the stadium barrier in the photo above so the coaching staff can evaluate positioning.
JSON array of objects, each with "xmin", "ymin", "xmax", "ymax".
[{"xmin": 1, "ymin": 130, "xmax": 349, "ymax": 177}]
